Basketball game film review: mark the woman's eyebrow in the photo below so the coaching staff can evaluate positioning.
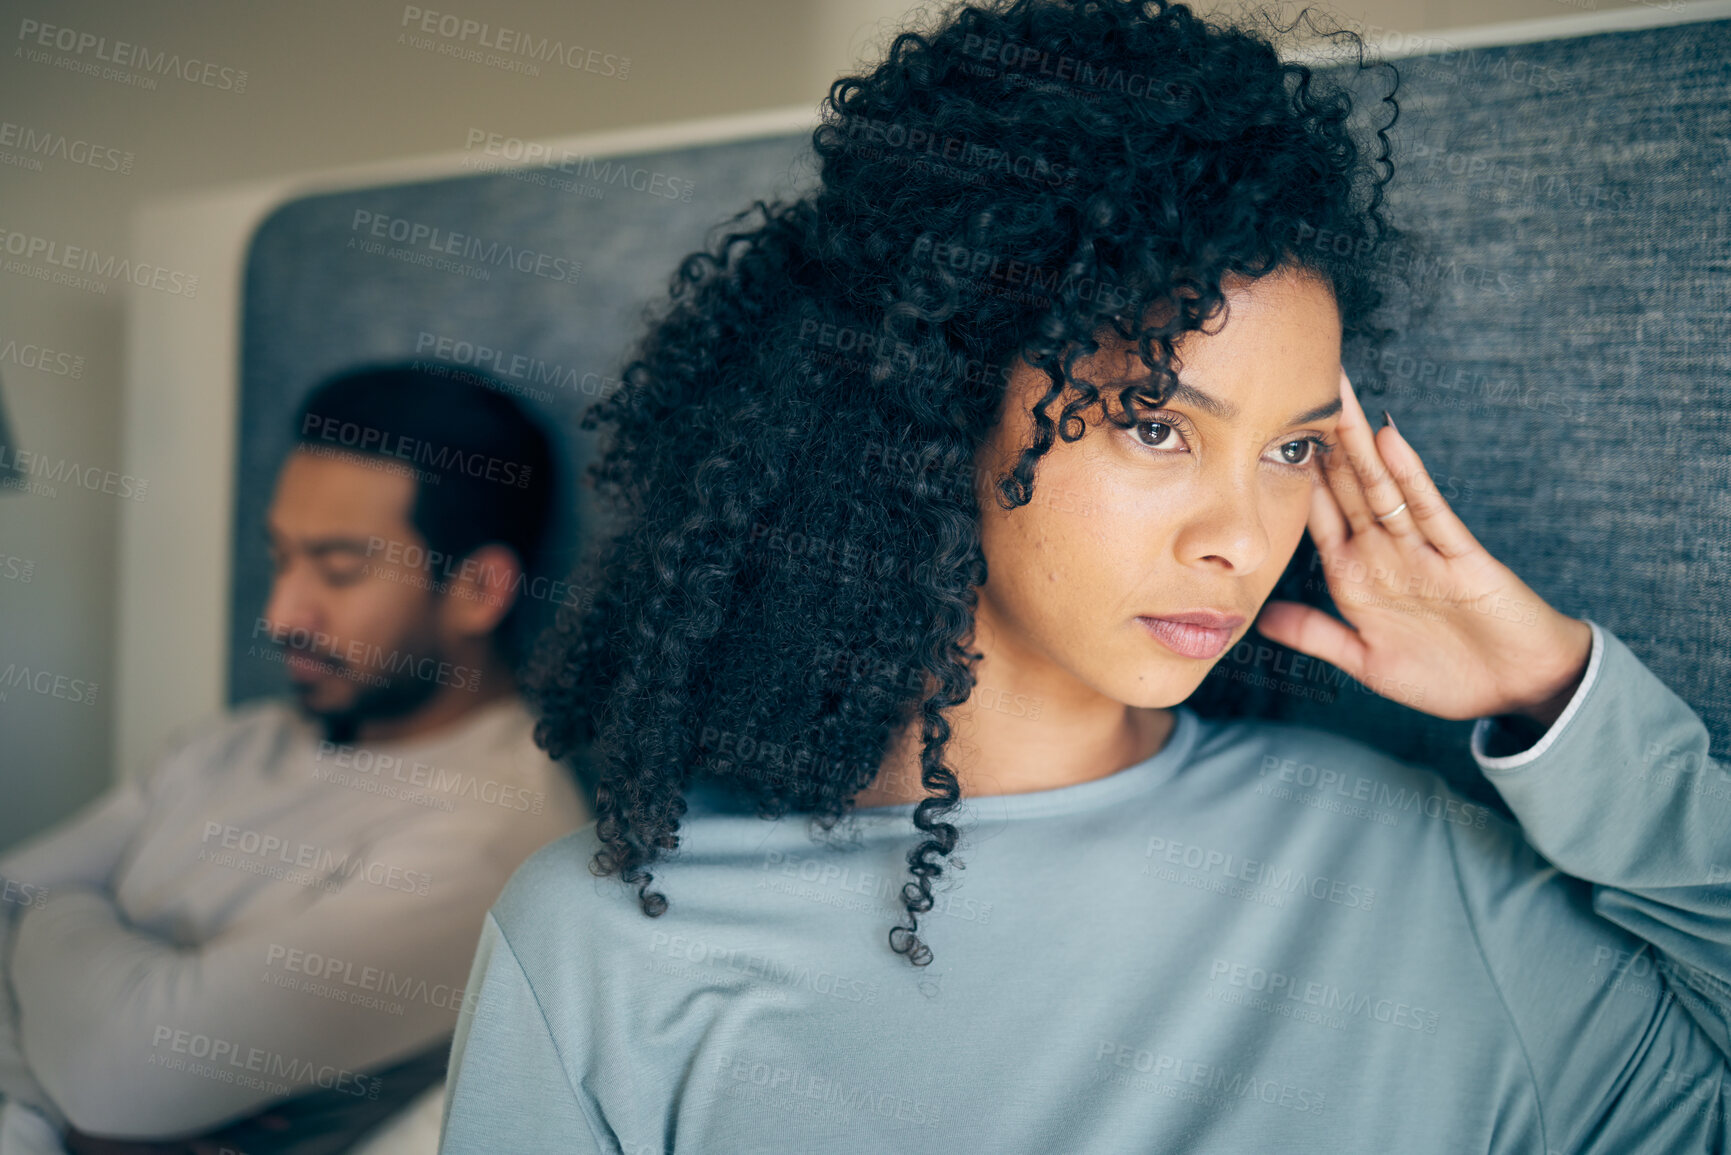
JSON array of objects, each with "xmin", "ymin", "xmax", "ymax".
[
  {"xmin": 1129, "ymin": 377, "xmax": 1343, "ymax": 425},
  {"xmin": 1289, "ymin": 396, "xmax": 1343, "ymax": 424},
  {"xmin": 1164, "ymin": 380, "xmax": 1238, "ymax": 421}
]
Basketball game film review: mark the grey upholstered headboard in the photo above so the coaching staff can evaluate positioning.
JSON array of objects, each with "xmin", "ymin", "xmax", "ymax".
[
  {"xmin": 231, "ymin": 131, "xmax": 819, "ymax": 704},
  {"xmin": 1227, "ymin": 17, "xmax": 1731, "ymax": 803},
  {"xmin": 231, "ymin": 18, "xmax": 1730, "ymax": 807}
]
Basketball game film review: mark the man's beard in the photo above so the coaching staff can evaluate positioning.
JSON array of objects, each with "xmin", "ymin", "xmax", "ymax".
[
  {"xmin": 315, "ymin": 670, "xmax": 446, "ymax": 745},
  {"xmin": 283, "ymin": 628, "xmax": 453, "ymax": 745}
]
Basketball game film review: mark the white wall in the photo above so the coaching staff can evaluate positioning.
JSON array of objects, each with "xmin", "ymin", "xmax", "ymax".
[
  {"xmin": 0, "ymin": 0, "xmax": 1699, "ymax": 851},
  {"xmin": 0, "ymin": 0, "xmax": 821, "ymax": 849}
]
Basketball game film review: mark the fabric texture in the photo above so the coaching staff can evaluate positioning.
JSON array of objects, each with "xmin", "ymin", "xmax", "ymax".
[
  {"xmin": 1237, "ymin": 17, "xmax": 1731, "ymax": 806},
  {"xmin": 234, "ymin": 17, "xmax": 1731, "ymax": 804},
  {"xmin": 0, "ymin": 694, "xmax": 589, "ymax": 1141},
  {"xmin": 439, "ymin": 620, "xmax": 1730, "ymax": 1153}
]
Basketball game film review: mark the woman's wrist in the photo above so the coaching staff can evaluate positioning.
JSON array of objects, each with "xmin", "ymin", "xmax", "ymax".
[{"xmin": 1501, "ymin": 616, "xmax": 1593, "ymax": 731}]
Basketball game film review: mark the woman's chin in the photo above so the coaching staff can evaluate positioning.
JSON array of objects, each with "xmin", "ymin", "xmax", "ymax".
[{"xmin": 1094, "ymin": 667, "xmax": 1210, "ymax": 712}]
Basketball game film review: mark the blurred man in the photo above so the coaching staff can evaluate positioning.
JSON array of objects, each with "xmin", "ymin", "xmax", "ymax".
[{"xmin": 0, "ymin": 363, "xmax": 591, "ymax": 1153}]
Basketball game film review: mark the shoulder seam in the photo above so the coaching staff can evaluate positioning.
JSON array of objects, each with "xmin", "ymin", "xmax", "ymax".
[
  {"xmin": 487, "ymin": 909, "xmax": 615, "ymax": 1149},
  {"xmin": 1441, "ymin": 813, "xmax": 1551, "ymax": 1152}
]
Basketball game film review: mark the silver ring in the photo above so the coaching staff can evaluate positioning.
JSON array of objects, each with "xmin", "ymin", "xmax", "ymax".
[{"xmin": 1374, "ymin": 500, "xmax": 1408, "ymax": 523}]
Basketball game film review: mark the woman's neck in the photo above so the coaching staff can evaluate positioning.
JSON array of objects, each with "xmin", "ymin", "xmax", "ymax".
[{"xmin": 854, "ymin": 701, "xmax": 1176, "ymax": 807}]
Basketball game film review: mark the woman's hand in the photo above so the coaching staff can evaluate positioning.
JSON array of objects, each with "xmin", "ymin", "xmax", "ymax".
[{"xmin": 1252, "ymin": 370, "xmax": 1592, "ymax": 727}]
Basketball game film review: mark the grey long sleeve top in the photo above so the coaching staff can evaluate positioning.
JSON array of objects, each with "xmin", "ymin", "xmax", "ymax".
[{"xmin": 439, "ymin": 621, "xmax": 1731, "ymax": 1153}]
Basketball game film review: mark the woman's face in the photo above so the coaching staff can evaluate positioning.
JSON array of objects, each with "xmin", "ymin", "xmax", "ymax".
[{"xmin": 972, "ymin": 266, "xmax": 1344, "ymax": 710}]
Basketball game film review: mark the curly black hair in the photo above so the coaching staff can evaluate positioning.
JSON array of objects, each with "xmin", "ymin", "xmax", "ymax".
[{"xmin": 526, "ymin": 0, "xmax": 1403, "ymax": 967}]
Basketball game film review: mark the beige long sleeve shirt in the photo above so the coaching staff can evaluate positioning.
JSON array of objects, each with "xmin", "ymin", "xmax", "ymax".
[{"xmin": 0, "ymin": 693, "xmax": 589, "ymax": 1138}]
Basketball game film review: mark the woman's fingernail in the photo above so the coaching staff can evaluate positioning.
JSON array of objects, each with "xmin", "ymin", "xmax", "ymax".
[{"xmin": 1381, "ymin": 408, "xmax": 1397, "ymax": 432}]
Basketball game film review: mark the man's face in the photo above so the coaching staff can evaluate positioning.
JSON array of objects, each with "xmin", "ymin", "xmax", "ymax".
[
  {"xmin": 971, "ymin": 266, "xmax": 1345, "ymax": 709},
  {"xmin": 259, "ymin": 449, "xmax": 448, "ymax": 729}
]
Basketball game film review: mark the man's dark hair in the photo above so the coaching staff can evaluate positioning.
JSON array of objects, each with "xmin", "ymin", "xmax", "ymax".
[
  {"xmin": 291, "ymin": 361, "xmax": 560, "ymax": 671},
  {"xmin": 525, "ymin": 0, "xmax": 1401, "ymax": 967}
]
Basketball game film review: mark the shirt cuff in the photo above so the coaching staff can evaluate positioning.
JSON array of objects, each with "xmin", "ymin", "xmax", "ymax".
[{"xmin": 1470, "ymin": 620, "xmax": 1605, "ymax": 772}]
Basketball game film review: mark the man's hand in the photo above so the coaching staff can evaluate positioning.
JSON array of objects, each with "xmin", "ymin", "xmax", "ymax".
[
  {"xmin": 64, "ymin": 1114, "xmax": 291, "ymax": 1155},
  {"xmin": 63, "ymin": 1129, "xmax": 197, "ymax": 1155}
]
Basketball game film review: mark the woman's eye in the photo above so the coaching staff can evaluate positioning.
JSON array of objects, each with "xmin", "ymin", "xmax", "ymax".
[
  {"xmin": 1132, "ymin": 421, "xmax": 1187, "ymax": 452},
  {"xmin": 1274, "ymin": 436, "xmax": 1332, "ymax": 469},
  {"xmin": 1132, "ymin": 420, "xmax": 1333, "ymax": 470}
]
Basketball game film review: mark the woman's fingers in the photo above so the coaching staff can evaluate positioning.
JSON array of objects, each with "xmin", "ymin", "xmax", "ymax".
[
  {"xmin": 1332, "ymin": 373, "xmax": 1425, "ymax": 544},
  {"xmin": 1371, "ymin": 417, "xmax": 1485, "ymax": 561},
  {"xmin": 1320, "ymin": 375, "xmax": 1375, "ymax": 534},
  {"xmin": 1306, "ymin": 473, "xmax": 1351, "ymax": 554},
  {"xmin": 1253, "ymin": 598, "xmax": 1367, "ymax": 679}
]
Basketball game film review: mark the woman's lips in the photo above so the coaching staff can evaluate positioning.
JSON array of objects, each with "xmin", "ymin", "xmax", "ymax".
[{"xmin": 1137, "ymin": 616, "xmax": 1237, "ymax": 660}]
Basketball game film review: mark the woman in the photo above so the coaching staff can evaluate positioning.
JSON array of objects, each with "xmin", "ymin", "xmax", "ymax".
[{"xmin": 439, "ymin": 0, "xmax": 1731, "ymax": 1151}]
